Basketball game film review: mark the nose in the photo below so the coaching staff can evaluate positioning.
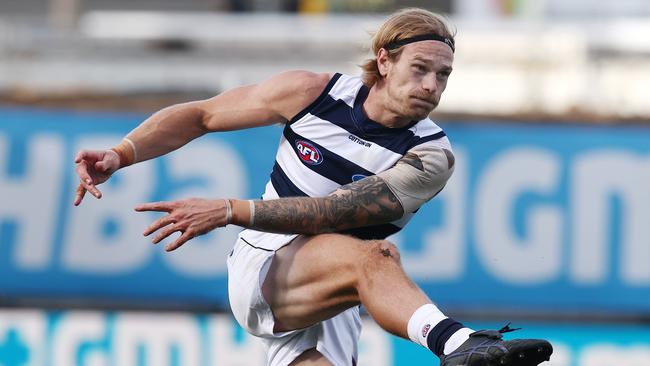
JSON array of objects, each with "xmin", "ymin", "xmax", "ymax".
[{"xmin": 422, "ymin": 74, "xmax": 437, "ymax": 94}]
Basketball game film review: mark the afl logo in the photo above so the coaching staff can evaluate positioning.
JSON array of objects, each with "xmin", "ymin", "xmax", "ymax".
[
  {"xmin": 352, "ymin": 174, "xmax": 367, "ymax": 182},
  {"xmin": 295, "ymin": 140, "xmax": 323, "ymax": 165}
]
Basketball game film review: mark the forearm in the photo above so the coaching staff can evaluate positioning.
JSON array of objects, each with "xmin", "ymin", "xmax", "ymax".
[
  {"xmin": 229, "ymin": 175, "xmax": 404, "ymax": 235},
  {"xmin": 114, "ymin": 102, "xmax": 208, "ymax": 167}
]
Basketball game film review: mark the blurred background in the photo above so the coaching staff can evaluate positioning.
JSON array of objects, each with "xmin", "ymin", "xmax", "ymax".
[{"xmin": 1, "ymin": 0, "xmax": 649, "ymax": 365}]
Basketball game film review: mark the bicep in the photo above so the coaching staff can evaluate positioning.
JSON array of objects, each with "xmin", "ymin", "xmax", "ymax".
[
  {"xmin": 375, "ymin": 143, "xmax": 455, "ymax": 213},
  {"xmin": 198, "ymin": 71, "xmax": 331, "ymax": 131}
]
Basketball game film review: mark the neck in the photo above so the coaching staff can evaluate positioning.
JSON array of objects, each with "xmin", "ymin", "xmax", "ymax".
[{"xmin": 363, "ymin": 81, "xmax": 413, "ymax": 128}]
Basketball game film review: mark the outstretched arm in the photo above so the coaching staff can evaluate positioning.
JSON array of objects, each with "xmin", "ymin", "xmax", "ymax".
[{"xmin": 73, "ymin": 71, "xmax": 331, "ymax": 205}]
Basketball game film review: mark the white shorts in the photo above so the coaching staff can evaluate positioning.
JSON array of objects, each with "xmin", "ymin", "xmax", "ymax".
[{"xmin": 227, "ymin": 229, "xmax": 362, "ymax": 366}]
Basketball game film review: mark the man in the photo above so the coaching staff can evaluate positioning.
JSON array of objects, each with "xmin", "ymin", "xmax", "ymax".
[{"xmin": 74, "ymin": 8, "xmax": 553, "ymax": 366}]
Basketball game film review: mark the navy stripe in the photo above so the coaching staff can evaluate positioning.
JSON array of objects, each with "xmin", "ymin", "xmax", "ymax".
[
  {"xmin": 340, "ymin": 223, "xmax": 401, "ymax": 240},
  {"xmin": 427, "ymin": 318, "xmax": 464, "ymax": 357},
  {"xmin": 310, "ymin": 95, "xmax": 445, "ymax": 155},
  {"xmin": 241, "ymin": 238, "xmax": 274, "ymax": 252},
  {"xmin": 411, "ymin": 130, "xmax": 447, "ymax": 147},
  {"xmin": 311, "ymin": 96, "xmax": 416, "ymax": 154},
  {"xmin": 270, "ymin": 162, "xmax": 308, "ymax": 197},
  {"xmin": 289, "ymin": 73, "xmax": 342, "ymax": 124},
  {"xmin": 283, "ymin": 126, "xmax": 374, "ymax": 185}
]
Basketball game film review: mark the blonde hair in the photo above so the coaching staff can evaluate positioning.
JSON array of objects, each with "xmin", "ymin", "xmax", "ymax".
[{"xmin": 361, "ymin": 8, "xmax": 455, "ymax": 86}]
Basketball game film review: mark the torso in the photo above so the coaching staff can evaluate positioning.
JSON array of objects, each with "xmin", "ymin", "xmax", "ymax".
[{"xmin": 261, "ymin": 73, "xmax": 450, "ymax": 240}]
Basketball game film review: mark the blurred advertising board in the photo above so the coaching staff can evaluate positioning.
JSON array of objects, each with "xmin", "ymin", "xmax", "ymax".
[
  {"xmin": 1, "ymin": 309, "xmax": 649, "ymax": 366},
  {"xmin": 1, "ymin": 107, "xmax": 649, "ymax": 313}
]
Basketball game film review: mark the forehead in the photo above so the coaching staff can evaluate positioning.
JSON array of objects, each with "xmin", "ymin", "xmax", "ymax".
[{"xmin": 399, "ymin": 41, "xmax": 454, "ymax": 67}]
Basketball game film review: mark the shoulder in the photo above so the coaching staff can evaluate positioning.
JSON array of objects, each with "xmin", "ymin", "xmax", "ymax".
[
  {"xmin": 257, "ymin": 70, "xmax": 333, "ymax": 121},
  {"xmin": 262, "ymin": 70, "xmax": 332, "ymax": 99}
]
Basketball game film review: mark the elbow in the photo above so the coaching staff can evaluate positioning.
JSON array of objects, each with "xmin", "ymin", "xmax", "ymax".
[{"xmin": 177, "ymin": 101, "xmax": 212, "ymax": 133}]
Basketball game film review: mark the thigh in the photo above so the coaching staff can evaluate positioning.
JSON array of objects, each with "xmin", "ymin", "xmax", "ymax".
[{"xmin": 262, "ymin": 233, "xmax": 368, "ymax": 332}]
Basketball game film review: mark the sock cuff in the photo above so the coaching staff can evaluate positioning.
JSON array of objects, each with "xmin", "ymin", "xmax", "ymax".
[
  {"xmin": 407, "ymin": 304, "xmax": 447, "ymax": 348},
  {"xmin": 426, "ymin": 318, "xmax": 464, "ymax": 357}
]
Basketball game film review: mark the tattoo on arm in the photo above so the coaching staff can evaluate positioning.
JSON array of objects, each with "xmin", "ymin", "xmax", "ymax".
[
  {"xmin": 401, "ymin": 152, "xmax": 424, "ymax": 171},
  {"xmin": 250, "ymin": 175, "xmax": 403, "ymax": 235}
]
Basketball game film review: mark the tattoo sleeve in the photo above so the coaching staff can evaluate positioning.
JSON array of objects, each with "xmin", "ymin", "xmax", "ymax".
[{"xmin": 249, "ymin": 175, "xmax": 403, "ymax": 235}]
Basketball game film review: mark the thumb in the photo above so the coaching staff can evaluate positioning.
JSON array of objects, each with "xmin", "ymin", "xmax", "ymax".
[{"xmin": 95, "ymin": 160, "xmax": 108, "ymax": 172}]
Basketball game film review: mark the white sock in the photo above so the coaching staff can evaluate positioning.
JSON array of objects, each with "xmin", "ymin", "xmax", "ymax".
[
  {"xmin": 443, "ymin": 327, "xmax": 474, "ymax": 355},
  {"xmin": 406, "ymin": 304, "xmax": 474, "ymax": 355},
  {"xmin": 406, "ymin": 304, "xmax": 447, "ymax": 347}
]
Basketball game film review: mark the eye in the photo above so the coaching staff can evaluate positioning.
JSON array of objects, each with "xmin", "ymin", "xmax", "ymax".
[
  {"xmin": 437, "ymin": 71, "xmax": 451, "ymax": 80},
  {"xmin": 412, "ymin": 64, "xmax": 427, "ymax": 74}
]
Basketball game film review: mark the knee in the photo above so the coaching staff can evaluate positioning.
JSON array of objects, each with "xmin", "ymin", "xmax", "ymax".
[{"xmin": 366, "ymin": 240, "xmax": 401, "ymax": 263}]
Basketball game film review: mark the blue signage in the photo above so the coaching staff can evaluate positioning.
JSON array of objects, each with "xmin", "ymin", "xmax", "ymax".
[
  {"xmin": 1, "ymin": 107, "xmax": 649, "ymax": 314},
  {"xmin": 1, "ymin": 309, "xmax": 649, "ymax": 366}
]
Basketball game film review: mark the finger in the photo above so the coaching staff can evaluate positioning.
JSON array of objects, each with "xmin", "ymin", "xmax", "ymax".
[
  {"xmin": 73, "ymin": 184, "xmax": 87, "ymax": 206},
  {"xmin": 143, "ymin": 215, "xmax": 175, "ymax": 236},
  {"xmin": 135, "ymin": 201, "xmax": 175, "ymax": 213},
  {"xmin": 152, "ymin": 224, "xmax": 181, "ymax": 244},
  {"xmin": 75, "ymin": 150, "xmax": 90, "ymax": 164},
  {"xmin": 79, "ymin": 178, "xmax": 102, "ymax": 199},
  {"xmin": 75, "ymin": 160, "xmax": 93, "ymax": 185},
  {"xmin": 166, "ymin": 231, "xmax": 193, "ymax": 252}
]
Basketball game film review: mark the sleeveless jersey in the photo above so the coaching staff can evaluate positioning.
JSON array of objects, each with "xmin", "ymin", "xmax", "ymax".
[{"xmin": 259, "ymin": 73, "xmax": 451, "ymax": 240}]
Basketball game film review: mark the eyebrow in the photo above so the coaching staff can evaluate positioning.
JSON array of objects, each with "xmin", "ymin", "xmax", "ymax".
[
  {"xmin": 412, "ymin": 56, "xmax": 453, "ymax": 72},
  {"xmin": 413, "ymin": 55, "xmax": 453, "ymax": 71}
]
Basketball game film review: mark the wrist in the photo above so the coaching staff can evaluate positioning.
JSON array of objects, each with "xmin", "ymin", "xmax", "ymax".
[
  {"xmin": 110, "ymin": 138, "xmax": 137, "ymax": 168},
  {"xmin": 229, "ymin": 199, "xmax": 255, "ymax": 226}
]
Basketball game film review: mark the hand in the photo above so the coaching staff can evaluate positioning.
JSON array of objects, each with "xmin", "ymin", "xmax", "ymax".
[
  {"xmin": 73, "ymin": 150, "xmax": 121, "ymax": 206},
  {"xmin": 135, "ymin": 198, "xmax": 230, "ymax": 252}
]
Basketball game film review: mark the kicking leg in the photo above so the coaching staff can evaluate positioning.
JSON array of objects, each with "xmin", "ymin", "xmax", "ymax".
[
  {"xmin": 262, "ymin": 233, "xmax": 552, "ymax": 366},
  {"xmin": 262, "ymin": 233, "xmax": 428, "ymax": 337}
]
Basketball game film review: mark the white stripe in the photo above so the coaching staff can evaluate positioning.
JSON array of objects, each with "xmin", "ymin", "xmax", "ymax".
[
  {"xmin": 415, "ymin": 136, "xmax": 452, "ymax": 151},
  {"xmin": 409, "ymin": 118, "xmax": 443, "ymax": 137},
  {"xmin": 261, "ymin": 180, "xmax": 279, "ymax": 200},
  {"xmin": 291, "ymin": 117, "xmax": 403, "ymax": 174},
  {"xmin": 275, "ymin": 136, "xmax": 340, "ymax": 196},
  {"xmin": 329, "ymin": 74, "xmax": 363, "ymax": 107}
]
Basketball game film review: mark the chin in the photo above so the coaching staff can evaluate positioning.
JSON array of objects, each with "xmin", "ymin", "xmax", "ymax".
[{"xmin": 409, "ymin": 108, "xmax": 434, "ymax": 121}]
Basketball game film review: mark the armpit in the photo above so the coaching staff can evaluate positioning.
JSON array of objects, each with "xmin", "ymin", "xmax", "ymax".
[{"xmin": 375, "ymin": 143, "xmax": 455, "ymax": 213}]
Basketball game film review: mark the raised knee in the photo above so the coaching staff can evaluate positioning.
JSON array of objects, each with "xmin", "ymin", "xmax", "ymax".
[{"xmin": 368, "ymin": 240, "xmax": 401, "ymax": 262}]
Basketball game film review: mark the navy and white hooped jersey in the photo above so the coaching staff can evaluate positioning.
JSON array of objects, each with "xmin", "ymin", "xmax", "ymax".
[{"xmin": 259, "ymin": 72, "xmax": 451, "ymax": 241}]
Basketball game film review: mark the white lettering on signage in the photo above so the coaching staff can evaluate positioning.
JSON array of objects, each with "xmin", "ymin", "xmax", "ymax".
[
  {"xmin": 0, "ymin": 310, "xmax": 47, "ymax": 365},
  {"xmin": 475, "ymin": 148, "xmax": 562, "ymax": 284},
  {"xmin": 3, "ymin": 310, "xmax": 650, "ymax": 366},
  {"xmin": 52, "ymin": 312, "xmax": 108, "ymax": 366},
  {"xmin": 114, "ymin": 312, "xmax": 201, "ymax": 365},
  {"xmin": 1, "ymin": 131, "xmax": 648, "ymax": 288},
  {"xmin": 401, "ymin": 149, "xmax": 468, "ymax": 280},
  {"xmin": 62, "ymin": 136, "xmax": 155, "ymax": 273},
  {"xmin": 0, "ymin": 134, "xmax": 63, "ymax": 270},
  {"xmin": 162, "ymin": 142, "xmax": 247, "ymax": 276},
  {"xmin": 571, "ymin": 151, "xmax": 650, "ymax": 285}
]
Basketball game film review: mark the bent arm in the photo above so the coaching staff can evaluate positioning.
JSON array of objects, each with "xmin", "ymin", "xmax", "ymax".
[
  {"xmin": 245, "ymin": 175, "xmax": 403, "ymax": 235},
  {"xmin": 230, "ymin": 143, "xmax": 455, "ymax": 235},
  {"xmin": 114, "ymin": 71, "xmax": 331, "ymax": 167}
]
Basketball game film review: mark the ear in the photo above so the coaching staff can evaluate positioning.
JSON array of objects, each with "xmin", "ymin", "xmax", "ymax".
[{"xmin": 376, "ymin": 48, "xmax": 391, "ymax": 77}]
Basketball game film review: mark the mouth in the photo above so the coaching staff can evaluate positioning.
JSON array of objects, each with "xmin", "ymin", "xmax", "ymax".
[{"xmin": 411, "ymin": 96, "xmax": 436, "ymax": 108}]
